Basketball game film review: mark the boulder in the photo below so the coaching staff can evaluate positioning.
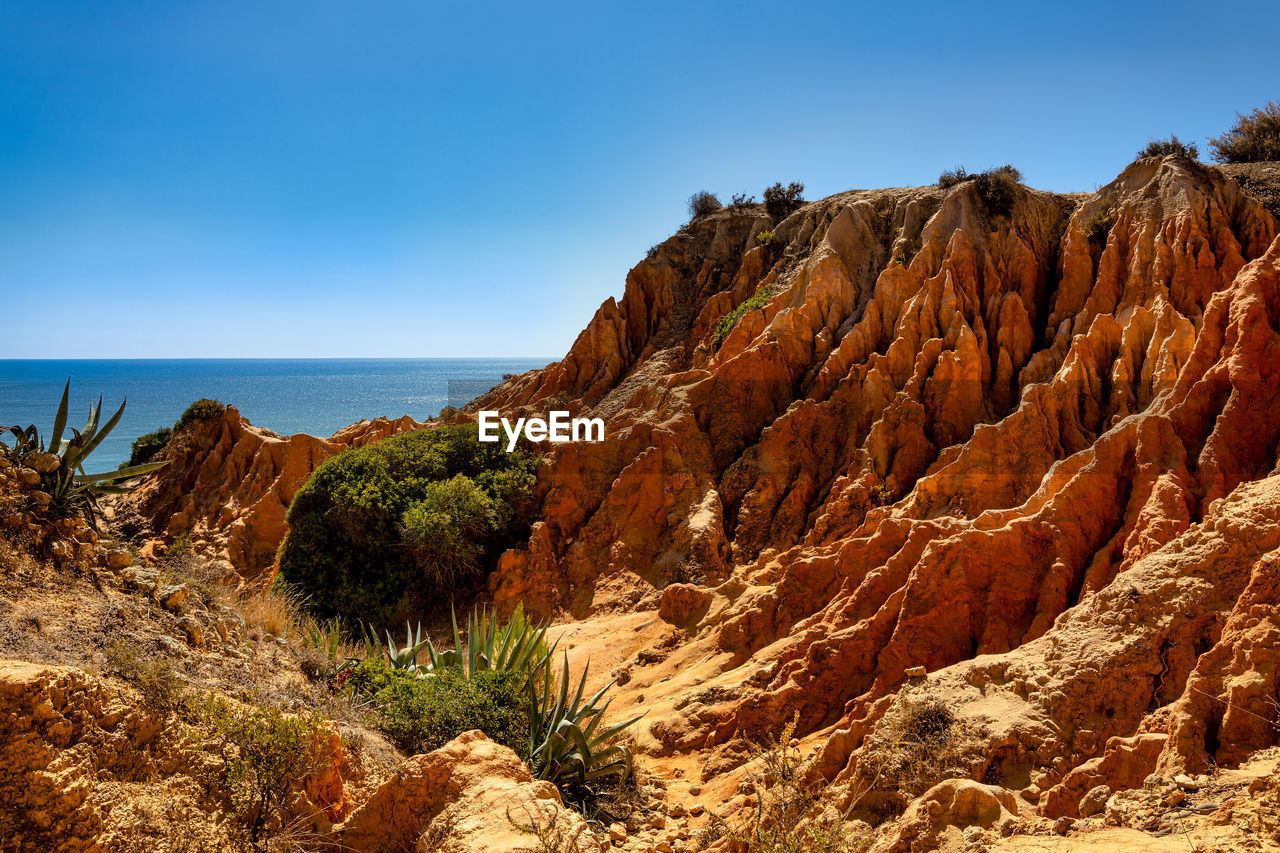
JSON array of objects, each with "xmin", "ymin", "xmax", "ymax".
[{"xmin": 339, "ymin": 730, "xmax": 604, "ymax": 853}]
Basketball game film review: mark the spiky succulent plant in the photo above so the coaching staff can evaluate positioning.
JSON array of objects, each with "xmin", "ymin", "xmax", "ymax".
[
  {"xmin": 362, "ymin": 604, "xmax": 554, "ymax": 683},
  {"xmin": 528, "ymin": 653, "xmax": 643, "ymax": 786},
  {"xmin": 4, "ymin": 380, "xmax": 168, "ymax": 526}
]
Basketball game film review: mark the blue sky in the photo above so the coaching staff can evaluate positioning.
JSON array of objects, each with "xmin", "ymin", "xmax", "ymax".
[{"xmin": 2, "ymin": 1, "xmax": 1277, "ymax": 358}]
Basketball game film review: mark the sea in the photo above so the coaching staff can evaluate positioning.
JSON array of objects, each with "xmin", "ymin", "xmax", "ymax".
[{"xmin": 0, "ymin": 358, "xmax": 551, "ymax": 474}]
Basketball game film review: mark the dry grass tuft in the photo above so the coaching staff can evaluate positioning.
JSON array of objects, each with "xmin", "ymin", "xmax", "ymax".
[
  {"xmin": 850, "ymin": 691, "xmax": 988, "ymax": 817},
  {"xmin": 104, "ymin": 638, "xmax": 183, "ymax": 709},
  {"xmin": 716, "ymin": 715, "xmax": 870, "ymax": 853},
  {"xmin": 237, "ymin": 587, "xmax": 306, "ymax": 640}
]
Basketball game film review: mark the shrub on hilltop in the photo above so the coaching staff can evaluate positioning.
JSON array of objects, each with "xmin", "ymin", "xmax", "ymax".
[
  {"xmin": 763, "ymin": 181, "xmax": 805, "ymax": 218},
  {"xmin": 277, "ymin": 423, "xmax": 537, "ymax": 624},
  {"xmin": 1209, "ymin": 101, "xmax": 1280, "ymax": 163},
  {"xmin": 1137, "ymin": 135, "xmax": 1199, "ymax": 160},
  {"xmin": 175, "ymin": 398, "xmax": 227, "ymax": 431},
  {"xmin": 939, "ymin": 164, "xmax": 1023, "ymax": 217},
  {"xmin": 687, "ymin": 190, "xmax": 722, "ymax": 218}
]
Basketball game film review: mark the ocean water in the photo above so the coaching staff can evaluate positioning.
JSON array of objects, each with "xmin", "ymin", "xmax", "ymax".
[{"xmin": 0, "ymin": 358, "xmax": 551, "ymax": 474}]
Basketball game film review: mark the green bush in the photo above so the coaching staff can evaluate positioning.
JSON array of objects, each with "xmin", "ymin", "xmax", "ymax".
[
  {"xmin": 763, "ymin": 181, "xmax": 805, "ymax": 219},
  {"xmin": 175, "ymin": 398, "xmax": 226, "ymax": 432},
  {"xmin": 124, "ymin": 427, "xmax": 172, "ymax": 467},
  {"xmin": 277, "ymin": 423, "xmax": 537, "ymax": 624},
  {"xmin": 346, "ymin": 657, "xmax": 528, "ymax": 755},
  {"xmin": 755, "ymin": 229, "xmax": 775, "ymax": 245},
  {"xmin": 186, "ymin": 694, "xmax": 333, "ymax": 844},
  {"xmin": 714, "ymin": 284, "xmax": 772, "ymax": 346},
  {"xmin": 1209, "ymin": 102, "xmax": 1280, "ymax": 163},
  {"xmin": 687, "ymin": 190, "xmax": 721, "ymax": 218},
  {"xmin": 1137, "ymin": 135, "xmax": 1199, "ymax": 160}
]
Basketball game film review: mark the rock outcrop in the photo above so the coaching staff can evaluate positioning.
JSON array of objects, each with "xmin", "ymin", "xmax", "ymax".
[
  {"xmin": 470, "ymin": 156, "xmax": 1280, "ymax": 822},
  {"xmin": 338, "ymin": 730, "xmax": 602, "ymax": 853}
]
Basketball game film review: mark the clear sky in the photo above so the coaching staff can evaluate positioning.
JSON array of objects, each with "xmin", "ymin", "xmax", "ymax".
[{"xmin": 2, "ymin": 1, "xmax": 1277, "ymax": 359}]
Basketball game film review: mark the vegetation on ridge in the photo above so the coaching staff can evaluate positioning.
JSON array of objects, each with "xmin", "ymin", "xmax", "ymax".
[
  {"xmin": 687, "ymin": 189, "xmax": 721, "ymax": 218},
  {"xmin": 764, "ymin": 180, "xmax": 805, "ymax": 218},
  {"xmin": 1138, "ymin": 135, "xmax": 1199, "ymax": 160},
  {"xmin": 1210, "ymin": 101, "xmax": 1280, "ymax": 163}
]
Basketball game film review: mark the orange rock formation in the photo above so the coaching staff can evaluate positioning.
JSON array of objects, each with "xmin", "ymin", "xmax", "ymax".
[{"xmin": 122, "ymin": 155, "xmax": 1280, "ymax": 824}]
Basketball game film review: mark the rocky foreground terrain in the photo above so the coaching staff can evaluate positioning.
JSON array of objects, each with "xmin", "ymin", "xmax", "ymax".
[{"xmin": 4, "ymin": 154, "xmax": 1280, "ymax": 851}]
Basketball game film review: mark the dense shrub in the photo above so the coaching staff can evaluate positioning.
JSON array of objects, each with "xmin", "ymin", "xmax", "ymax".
[
  {"xmin": 763, "ymin": 181, "xmax": 805, "ymax": 218},
  {"xmin": 346, "ymin": 657, "xmax": 528, "ymax": 755},
  {"xmin": 939, "ymin": 165, "xmax": 1022, "ymax": 216},
  {"xmin": 1209, "ymin": 102, "xmax": 1280, "ymax": 163},
  {"xmin": 175, "ymin": 398, "xmax": 226, "ymax": 432},
  {"xmin": 972, "ymin": 165, "xmax": 1022, "ymax": 216},
  {"xmin": 714, "ymin": 284, "xmax": 772, "ymax": 345},
  {"xmin": 687, "ymin": 190, "xmax": 722, "ymax": 218},
  {"xmin": 125, "ymin": 427, "xmax": 172, "ymax": 467},
  {"xmin": 277, "ymin": 423, "xmax": 537, "ymax": 624},
  {"xmin": 1137, "ymin": 135, "xmax": 1199, "ymax": 160}
]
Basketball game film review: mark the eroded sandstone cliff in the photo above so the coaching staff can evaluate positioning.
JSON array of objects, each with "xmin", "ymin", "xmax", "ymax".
[
  {"xmin": 471, "ymin": 155, "xmax": 1280, "ymax": 826},
  {"xmin": 109, "ymin": 155, "xmax": 1280, "ymax": 843}
]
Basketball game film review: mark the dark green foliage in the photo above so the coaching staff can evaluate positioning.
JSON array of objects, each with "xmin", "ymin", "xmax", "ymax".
[
  {"xmin": 125, "ymin": 427, "xmax": 172, "ymax": 467},
  {"xmin": 972, "ymin": 165, "xmax": 1022, "ymax": 217},
  {"xmin": 688, "ymin": 190, "xmax": 721, "ymax": 218},
  {"xmin": 714, "ymin": 285, "xmax": 772, "ymax": 346},
  {"xmin": 1137, "ymin": 135, "xmax": 1199, "ymax": 160},
  {"xmin": 175, "ymin": 398, "xmax": 226, "ymax": 432},
  {"xmin": 346, "ymin": 657, "xmax": 528, "ymax": 755},
  {"xmin": 1209, "ymin": 102, "xmax": 1280, "ymax": 163},
  {"xmin": 763, "ymin": 181, "xmax": 805, "ymax": 218},
  {"xmin": 277, "ymin": 423, "xmax": 537, "ymax": 624},
  {"xmin": 185, "ymin": 694, "xmax": 333, "ymax": 843}
]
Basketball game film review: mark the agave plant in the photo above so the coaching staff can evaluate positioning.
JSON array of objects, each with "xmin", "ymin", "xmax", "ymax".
[
  {"xmin": 299, "ymin": 616, "xmax": 358, "ymax": 676},
  {"xmin": 528, "ymin": 653, "xmax": 644, "ymax": 786},
  {"xmin": 362, "ymin": 604, "xmax": 555, "ymax": 682},
  {"xmin": 4, "ymin": 380, "xmax": 168, "ymax": 526},
  {"xmin": 423, "ymin": 604, "xmax": 554, "ymax": 682},
  {"xmin": 361, "ymin": 620, "xmax": 432, "ymax": 674}
]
